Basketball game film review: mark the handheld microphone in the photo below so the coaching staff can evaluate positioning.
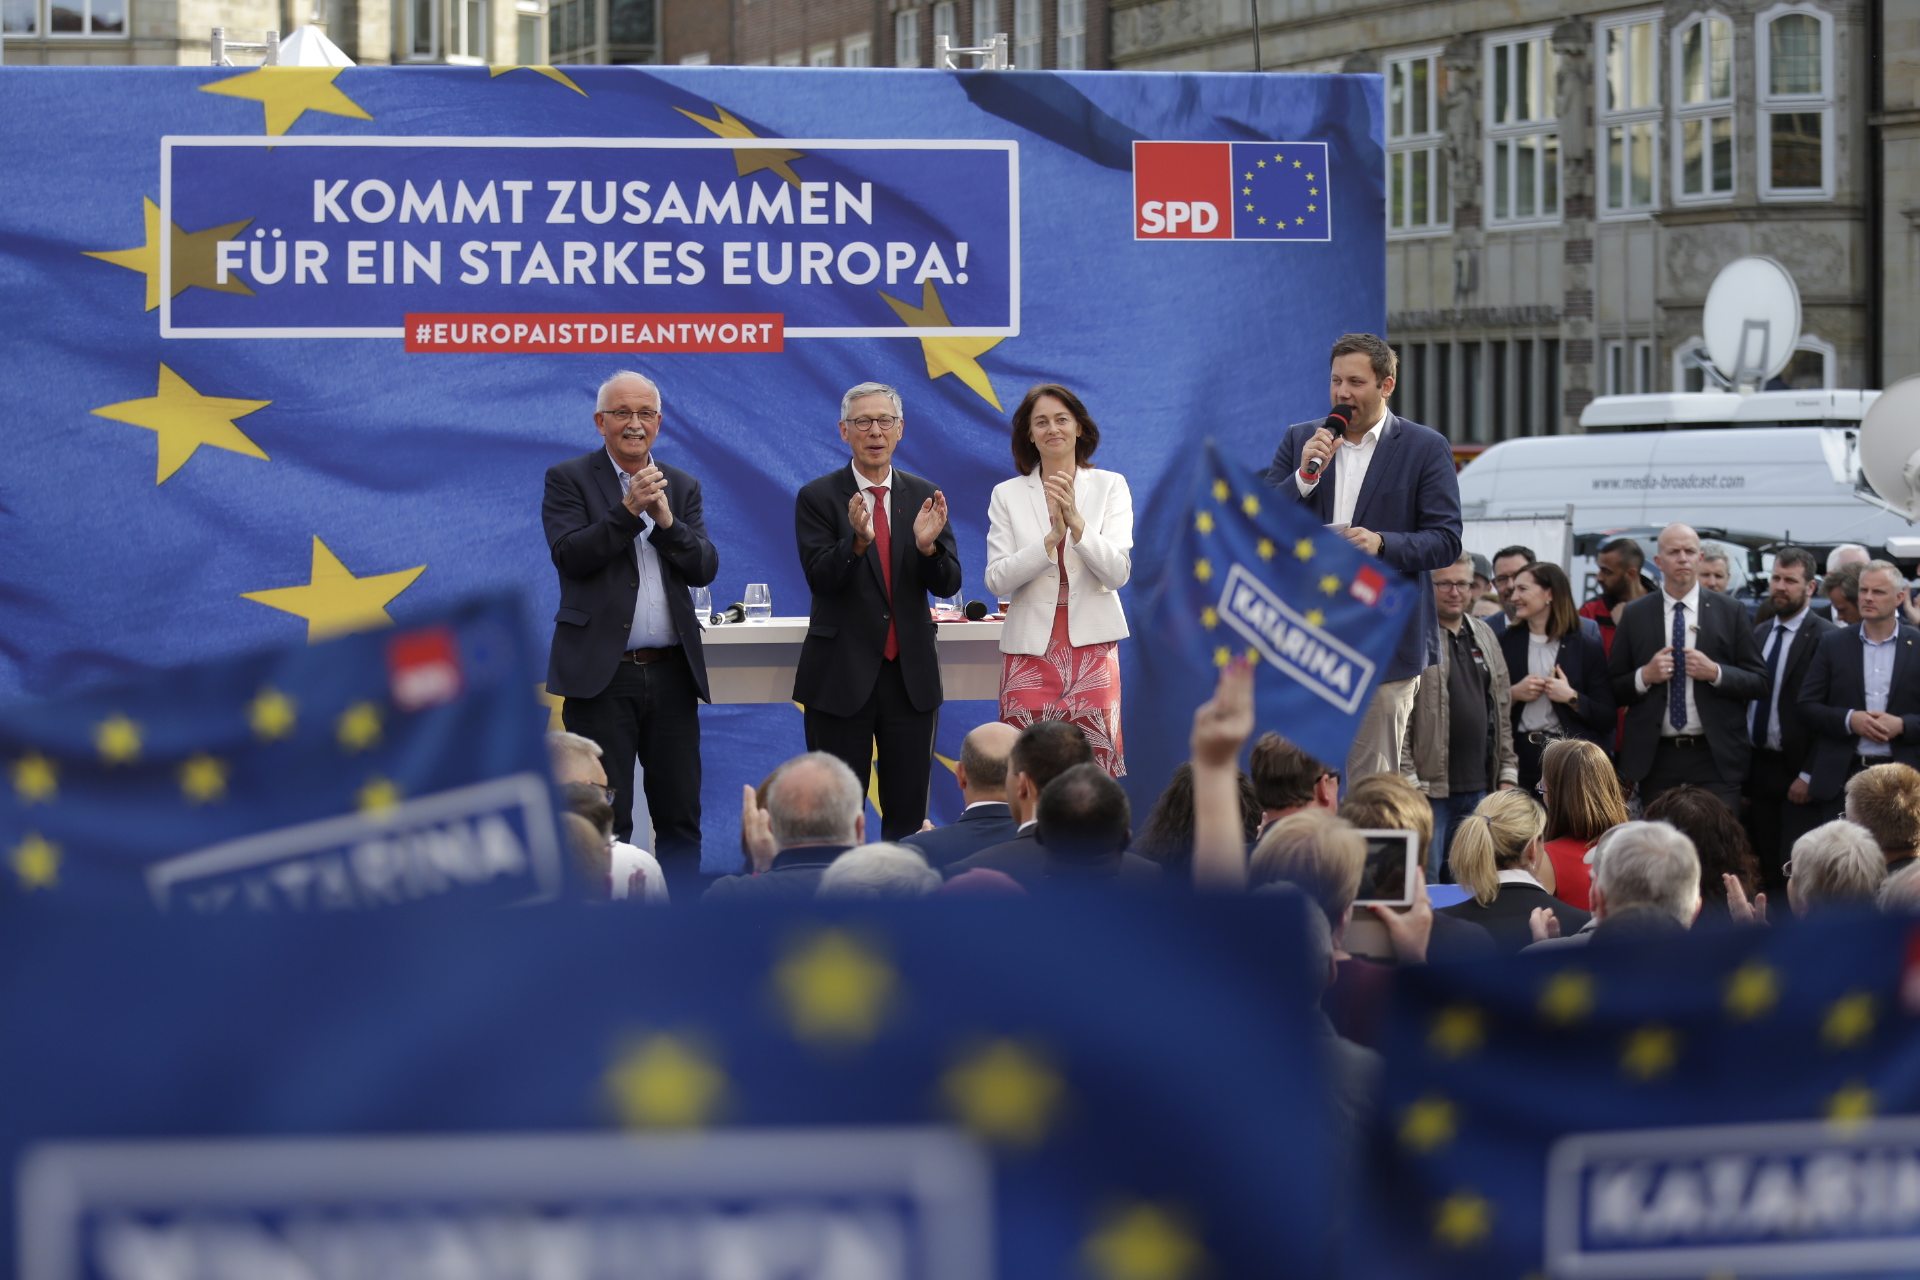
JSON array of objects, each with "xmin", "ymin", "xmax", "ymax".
[
  {"xmin": 717, "ymin": 602, "xmax": 746, "ymax": 624},
  {"xmin": 964, "ymin": 600, "xmax": 989, "ymax": 621},
  {"xmin": 1302, "ymin": 404, "xmax": 1356, "ymax": 480}
]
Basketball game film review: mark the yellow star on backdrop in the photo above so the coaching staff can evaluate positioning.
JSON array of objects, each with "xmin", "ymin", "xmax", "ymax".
[
  {"xmin": 1200, "ymin": 606, "xmax": 1218, "ymax": 629},
  {"xmin": 249, "ymin": 687, "xmax": 297, "ymax": 741},
  {"xmin": 1725, "ymin": 960, "xmax": 1779, "ymax": 1021},
  {"xmin": 336, "ymin": 701, "xmax": 384, "ymax": 752},
  {"xmin": 1823, "ymin": 992, "xmax": 1876, "ymax": 1050},
  {"xmin": 1538, "ymin": 969, "xmax": 1595, "ymax": 1025},
  {"xmin": 1194, "ymin": 559, "xmax": 1212, "ymax": 582},
  {"xmin": 1240, "ymin": 494, "xmax": 1260, "ymax": 516},
  {"xmin": 1294, "ymin": 538, "xmax": 1314, "ymax": 560},
  {"xmin": 357, "ymin": 775, "xmax": 401, "ymax": 814},
  {"xmin": 92, "ymin": 364, "xmax": 271, "ymax": 484},
  {"xmin": 535, "ymin": 683, "xmax": 565, "ymax": 732},
  {"xmin": 605, "ymin": 1032, "xmax": 727, "ymax": 1128},
  {"xmin": 1304, "ymin": 608, "xmax": 1324, "ymax": 626},
  {"xmin": 242, "ymin": 537, "xmax": 425, "ymax": 642},
  {"xmin": 1399, "ymin": 1095, "xmax": 1458, "ymax": 1153},
  {"xmin": 179, "ymin": 753, "xmax": 228, "ymax": 804},
  {"xmin": 1621, "ymin": 1024, "xmax": 1678, "ymax": 1080},
  {"xmin": 487, "ymin": 63, "xmax": 586, "ymax": 94},
  {"xmin": 675, "ymin": 103, "xmax": 805, "ymax": 186},
  {"xmin": 1212, "ymin": 647, "xmax": 1230, "ymax": 667},
  {"xmin": 12, "ymin": 752, "xmax": 57, "ymax": 804},
  {"xmin": 774, "ymin": 929, "xmax": 896, "ymax": 1048},
  {"xmin": 1432, "ymin": 1190, "xmax": 1493, "ymax": 1248},
  {"xmin": 1211, "ymin": 479, "xmax": 1230, "ymax": 502},
  {"xmin": 877, "ymin": 280, "xmax": 1004, "ymax": 410},
  {"xmin": 11, "ymin": 833, "xmax": 60, "ymax": 891},
  {"xmin": 1429, "ymin": 1005, "xmax": 1484, "ymax": 1059},
  {"xmin": 82, "ymin": 197, "xmax": 256, "ymax": 311},
  {"xmin": 1194, "ymin": 511, "xmax": 1214, "ymax": 534},
  {"xmin": 943, "ymin": 1039, "xmax": 1065, "ymax": 1148},
  {"xmin": 96, "ymin": 714, "xmax": 141, "ymax": 764},
  {"xmin": 199, "ymin": 66, "xmax": 373, "ymax": 136},
  {"xmin": 1319, "ymin": 574, "xmax": 1340, "ymax": 594},
  {"xmin": 1827, "ymin": 1080, "xmax": 1876, "ymax": 1128},
  {"xmin": 1256, "ymin": 538, "xmax": 1275, "ymax": 560},
  {"xmin": 1082, "ymin": 1203, "xmax": 1203, "ymax": 1280}
]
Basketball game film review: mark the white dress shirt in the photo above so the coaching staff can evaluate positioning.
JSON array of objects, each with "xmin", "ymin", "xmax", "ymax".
[
  {"xmin": 1632, "ymin": 583, "xmax": 1724, "ymax": 736},
  {"xmin": 1497, "ymin": 868, "xmax": 1547, "ymax": 891},
  {"xmin": 608, "ymin": 451, "xmax": 680, "ymax": 651},
  {"xmin": 1750, "ymin": 603, "xmax": 1810, "ymax": 753},
  {"xmin": 852, "ymin": 464, "xmax": 895, "ymax": 539},
  {"xmin": 1295, "ymin": 406, "xmax": 1390, "ymax": 527}
]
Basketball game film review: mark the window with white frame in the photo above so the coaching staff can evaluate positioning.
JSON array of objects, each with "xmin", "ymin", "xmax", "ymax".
[
  {"xmin": 411, "ymin": 0, "xmax": 438, "ymax": 57},
  {"xmin": 1485, "ymin": 32, "xmax": 1561, "ymax": 225},
  {"xmin": 972, "ymin": 0, "xmax": 997, "ymax": 43},
  {"xmin": 1385, "ymin": 49, "xmax": 1449, "ymax": 234},
  {"xmin": 843, "ymin": 32, "xmax": 871, "ymax": 65},
  {"xmin": 1057, "ymin": 0, "xmax": 1084, "ymax": 68},
  {"xmin": 451, "ymin": 0, "xmax": 487, "ymax": 61},
  {"xmin": 1605, "ymin": 339, "xmax": 1655, "ymax": 393},
  {"xmin": 8, "ymin": 0, "xmax": 126, "ymax": 35},
  {"xmin": 774, "ymin": 48, "xmax": 802, "ymax": 65},
  {"xmin": 809, "ymin": 42, "xmax": 836, "ymax": 65},
  {"xmin": 1013, "ymin": 0, "xmax": 1040, "ymax": 68},
  {"xmin": 932, "ymin": 0, "xmax": 955, "ymax": 56},
  {"xmin": 1673, "ymin": 12, "xmax": 1735, "ymax": 199},
  {"xmin": 894, "ymin": 7, "xmax": 920, "ymax": 66},
  {"xmin": 1599, "ymin": 13, "xmax": 1660, "ymax": 214},
  {"xmin": 1758, "ymin": 5, "xmax": 1833, "ymax": 197}
]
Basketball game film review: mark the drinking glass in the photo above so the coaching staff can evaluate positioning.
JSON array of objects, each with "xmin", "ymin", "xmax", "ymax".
[
  {"xmin": 995, "ymin": 594, "xmax": 1011, "ymax": 616},
  {"xmin": 691, "ymin": 585, "xmax": 712, "ymax": 626},
  {"xmin": 744, "ymin": 583, "xmax": 772, "ymax": 623}
]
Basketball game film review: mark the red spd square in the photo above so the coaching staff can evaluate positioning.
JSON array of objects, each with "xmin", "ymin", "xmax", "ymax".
[
  {"xmin": 1350, "ymin": 565, "xmax": 1386, "ymax": 608},
  {"xmin": 388, "ymin": 624, "xmax": 464, "ymax": 712},
  {"xmin": 1132, "ymin": 142, "xmax": 1232, "ymax": 240}
]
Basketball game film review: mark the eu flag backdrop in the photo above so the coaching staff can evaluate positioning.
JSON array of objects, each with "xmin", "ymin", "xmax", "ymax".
[{"xmin": 0, "ymin": 64, "xmax": 1384, "ymax": 870}]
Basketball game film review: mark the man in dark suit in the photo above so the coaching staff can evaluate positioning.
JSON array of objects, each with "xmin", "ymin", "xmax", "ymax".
[
  {"xmin": 947, "ymin": 720, "xmax": 1093, "ymax": 878},
  {"xmin": 953, "ymin": 764, "xmax": 1160, "ymax": 889},
  {"xmin": 705, "ymin": 752, "xmax": 862, "ymax": 902},
  {"xmin": 1743, "ymin": 546, "xmax": 1837, "ymax": 891},
  {"xmin": 543, "ymin": 371, "xmax": 718, "ymax": 890},
  {"xmin": 1798, "ymin": 561, "xmax": 1920, "ymax": 822},
  {"xmin": 794, "ymin": 382, "xmax": 962, "ymax": 840},
  {"xmin": 1607, "ymin": 523, "xmax": 1768, "ymax": 812},
  {"xmin": 1265, "ymin": 333, "xmax": 1463, "ymax": 783},
  {"xmin": 902, "ymin": 722, "xmax": 1019, "ymax": 869}
]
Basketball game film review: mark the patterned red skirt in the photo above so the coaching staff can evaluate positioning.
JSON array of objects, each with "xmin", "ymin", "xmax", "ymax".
[{"xmin": 999, "ymin": 602, "xmax": 1126, "ymax": 778}]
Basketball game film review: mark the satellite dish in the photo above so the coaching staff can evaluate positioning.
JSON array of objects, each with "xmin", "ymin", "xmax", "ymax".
[
  {"xmin": 1856, "ymin": 376, "xmax": 1920, "ymax": 522},
  {"xmin": 1701, "ymin": 256, "xmax": 1801, "ymax": 389}
]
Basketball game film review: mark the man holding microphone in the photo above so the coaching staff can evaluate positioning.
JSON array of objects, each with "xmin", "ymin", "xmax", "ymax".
[{"xmin": 1266, "ymin": 333, "xmax": 1463, "ymax": 783}]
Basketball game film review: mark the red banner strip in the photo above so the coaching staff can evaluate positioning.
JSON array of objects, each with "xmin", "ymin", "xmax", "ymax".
[{"xmin": 404, "ymin": 314, "xmax": 784, "ymax": 353}]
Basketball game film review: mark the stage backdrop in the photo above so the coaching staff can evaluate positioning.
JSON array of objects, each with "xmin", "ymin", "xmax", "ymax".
[{"xmin": 0, "ymin": 64, "xmax": 1384, "ymax": 871}]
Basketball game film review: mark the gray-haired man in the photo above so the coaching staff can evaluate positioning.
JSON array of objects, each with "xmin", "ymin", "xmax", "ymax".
[{"xmin": 792, "ymin": 382, "xmax": 962, "ymax": 839}]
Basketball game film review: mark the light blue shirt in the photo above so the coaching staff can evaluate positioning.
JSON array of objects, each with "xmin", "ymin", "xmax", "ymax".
[
  {"xmin": 609, "ymin": 451, "xmax": 680, "ymax": 651},
  {"xmin": 1852, "ymin": 624, "xmax": 1898, "ymax": 757}
]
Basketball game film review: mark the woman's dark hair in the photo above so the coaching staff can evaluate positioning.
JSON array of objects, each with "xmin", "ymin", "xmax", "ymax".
[
  {"xmin": 1011, "ymin": 383, "xmax": 1100, "ymax": 474},
  {"xmin": 1643, "ymin": 784, "xmax": 1760, "ymax": 906},
  {"xmin": 1517, "ymin": 562, "xmax": 1580, "ymax": 640},
  {"xmin": 1132, "ymin": 762, "xmax": 1261, "ymax": 880}
]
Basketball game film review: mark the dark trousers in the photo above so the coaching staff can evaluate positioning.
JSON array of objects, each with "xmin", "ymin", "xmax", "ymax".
[
  {"xmin": 562, "ymin": 648, "xmax": 703, "ymax": 888},
  {"xmin": 804, "ymin": 657, "xmax": 938, "ymax": 842},
  {"xmin": 1745, "ymin": 748, "xmax": 1825, "ymax": 896},
  {"xmin": 1639, "ymin": 736, "xmax": 1743, "ymax": 814}
]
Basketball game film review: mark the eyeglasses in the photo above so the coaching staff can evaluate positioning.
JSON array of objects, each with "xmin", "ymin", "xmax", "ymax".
[
  {"xmin": 1433, "ymin": 580, "xmax": 1474, "ymax": 592},
  {"xmin": 600, "ymin": 408, "xmax": 659, "ymax": 424},
  {"xmin": 846, "ymin": 415, "xmax": 901, "ymax": 434},
  {"xmin": 595, "ymin": 785, "xmax": 617, "ymax": 805},
  {"xmin": 1493, "ymin": 574, "xmax": 1522, "ymax": 589}
]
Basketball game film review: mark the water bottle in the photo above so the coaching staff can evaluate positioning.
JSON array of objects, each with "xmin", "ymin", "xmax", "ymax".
[
  {"xmin": 744, "ymin": 583, "xmax": 772, "ymax": 624},
  {"xmin": 691, "ymin": 585, "xmax": 712, "ymax": 626}
]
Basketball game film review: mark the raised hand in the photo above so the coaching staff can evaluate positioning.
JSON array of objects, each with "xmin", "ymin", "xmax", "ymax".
[
  {"xmin": 1368, "ymin": 866, "xmax": 1433, "ymax": 965},
  {"xmin": 742, "ymin": 783, "xmax": 776, "ymax": 874},
  {"xmin": 1043, "ymin": 472, "xmax": 1083, "ymax": 543},
  {"xmin": 913, "ymin": 489, "xmax": 948, "ymax": 555},
  {"xmin": 1299, "ymin": 426, "xmax": 1337, "ymax": 478},
  {"xmin": 1641, "ymin": 645, "xmax": 1676, "ymax": 687},
  {"xmin": 847, "ymin": 492, "xmax": 874, "ymax": 554},
  {"xmin": 1723, "ymin": 872, "xmax": 1769, "ymax": 926},
  {"xmin": 1190, "ymin": 656, "xmax": 1254, "ymax": 769},
  {"xmin": 625, "ymin": 463, "xmax": 672, "ymax": 527}
]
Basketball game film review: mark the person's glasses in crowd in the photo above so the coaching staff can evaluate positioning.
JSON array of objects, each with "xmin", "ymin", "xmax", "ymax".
[
  {"xmin": 600, "ymin": 408, "xmax": 660, "ymax": 424},
  {"xmin": 1782, "ymin": 860, "xmax": 1795, "ymax": 880},
  {"xmin": 1433, "ymin": 579, "xmax": 1474, "ymax": 593},
  {"xmin": 1493, "ymin": 573, "xmax": 1521, "ymax": 589},
  {"xmin": 846, "ymin": 415, "xmax": 900, "ymax": 434},
  {"xmin": 596, "ymin": 785, "xmax": 618, "ymax": 805}
]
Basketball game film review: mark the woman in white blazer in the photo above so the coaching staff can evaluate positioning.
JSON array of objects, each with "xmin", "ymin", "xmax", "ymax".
[{"xmin": 984, "ymin": 384, "xmax": 1134, "ymax": 776}]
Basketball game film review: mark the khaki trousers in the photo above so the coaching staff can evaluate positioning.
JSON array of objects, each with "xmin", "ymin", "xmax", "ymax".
[{"xmin": 1345, "ymin": 675, "xmax": 1421, "ymax": 785}]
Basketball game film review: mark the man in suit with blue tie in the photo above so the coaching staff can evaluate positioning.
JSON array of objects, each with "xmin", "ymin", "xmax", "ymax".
[
  {"xmin": 1798, "ymin": 560, "xmax": 1920, "ymax": 825},
  {"xmin": 1265, "ymin": 333, "xmax": 1463, "ymax": 782},
  {"xmin": 1744, "ymin": 547, "xmax": 1836, "ymax": 892}
]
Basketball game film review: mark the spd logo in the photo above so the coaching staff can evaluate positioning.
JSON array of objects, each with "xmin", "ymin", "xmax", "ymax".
[{"xmin": 1132, "ymin": 141, "xmax": 1334, "ymax": 242}]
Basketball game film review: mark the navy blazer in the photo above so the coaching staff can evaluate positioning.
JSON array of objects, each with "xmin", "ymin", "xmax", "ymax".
[
  {"xmin": 1796, "ymin": 623, "xmax": 1920, "ymax": 801},
  {"xmin": 1498, "ymin": 623, "xmax": 1615, "ymax": 748},
  {"xmin": 1752, "ymin": 609, "xmax": 1838, "ymax": 773},
  {"xmin": 901, "ymin": 802, "xmax": 1020, "ymax": 869},
  {"xmin": 542, "ymin": 449, "xmax": 718, "ymax": 701},
  {"xmin": 1264, "ymin": 411, "xmax": 1463, "ymax": 682}
]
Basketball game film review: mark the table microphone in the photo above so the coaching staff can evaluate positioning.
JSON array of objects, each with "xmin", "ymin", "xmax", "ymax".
[
  {"xmin": 1302, "ymin": 404, "xmax": 1356, "ymax": 480},
  {"xmin": 964, "ymin": 600, "xmax": 990, "ymax": 621}
]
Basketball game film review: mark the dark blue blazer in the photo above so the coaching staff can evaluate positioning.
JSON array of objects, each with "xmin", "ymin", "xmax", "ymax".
[
  {"xmin": 1264, "ymin": 411, "xmax": 1463, "ymax": 682},
  {"xmin": 901, "ymin": 802, "xmax": 1020, "ymax": 869},
  {"xmin": 1497, "ymin": 624, "xmax": 1615, "ymax": 749},
  {"xmin": 1796, "ymin": 623, "xmax": 1920, "ymax": 801}
]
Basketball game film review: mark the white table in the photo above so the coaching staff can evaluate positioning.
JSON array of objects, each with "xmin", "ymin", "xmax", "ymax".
[{"xmin": 700, "ymin": 616, "xmax": 1005, "ymax": 704}]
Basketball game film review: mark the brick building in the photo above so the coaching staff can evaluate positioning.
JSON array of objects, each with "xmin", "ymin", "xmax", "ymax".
[{"xmin": 662, "ymin": 0, "xmax": 1106, "ymax": 70}]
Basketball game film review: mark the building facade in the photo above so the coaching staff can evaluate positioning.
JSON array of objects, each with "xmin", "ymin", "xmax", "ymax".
[{"xmin": 661, "ymin": 0, "xmax": 1105, "ymax": 70}]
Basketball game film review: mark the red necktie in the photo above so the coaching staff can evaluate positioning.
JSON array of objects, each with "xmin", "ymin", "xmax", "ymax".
[{"xmin": 870, "ymin": 486, "xmax": 898, "ymax": 660}]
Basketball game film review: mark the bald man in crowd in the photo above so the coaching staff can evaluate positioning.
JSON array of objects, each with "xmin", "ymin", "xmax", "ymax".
[{"xmin": 902, "ymin": 722, "xmax": 1021, "ymax": 869}]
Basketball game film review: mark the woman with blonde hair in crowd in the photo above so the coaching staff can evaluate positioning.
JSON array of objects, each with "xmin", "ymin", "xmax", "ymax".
[
  {"xmin": 1439, "ymin": 790, "xmax": 1591, "ymax": 953},
  {"xmin": 1539, "ymin": 737, "xmax": 1628, "ymax": 911}
]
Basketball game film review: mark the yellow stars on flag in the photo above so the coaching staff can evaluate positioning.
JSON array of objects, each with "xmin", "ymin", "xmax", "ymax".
[
  {"xmin": 604, "ymin": 1032, "xmax": 728, "ymax": 1129},
  {"xmin": 1826, "ymin": 1080, "xmax": 1876, "ymax": 1129},
  {"xmin": 1304, "ymin": 609, "xmax": 1324, "ymax": 627},
  {"xmin": 91, "ymin": 364, "xmax": 271, "ymax": 484},
  {"xmin": 356, "ymin": 775, "xmax": 401, "ymax": 814},
  {"xmin": 1256, "ymin": 160, "xmax": 1266, "ymax": 168},
  {"xmin": 198, "ymin": 66, "xmax": 372, "ymax": 137},
  {"xmin": 1724, "ymin": 960, "xmax": 1779, "ymax": 1021},
  {"xmin": 1398, "ymin": 1094, "xmax": 1458, "ymax": 1154},
  {"xmin": 1193, "ymin": 558, "xmax": 1213, "ymax": 582},
  {"xmin": 1082, "ymin": 1202, "xmax": 1204, "ymax": 1280},
  {"xmin": 242, "ymin": 537, "xmax": 426, "ymax": 643},
  {"xmin": 1242, "ymin": 171, "xmax": 1253, "ymax": 180},
  {"xmin": 95, "ymin": 714, "xmax": 142, "ymax": 765},
  {"xmin": 487, "ymin": 63, "xmax": 586, "ymax": 94},
  {"xmin": 178, "ymin": 752, "xmax": 229, "ymax": 804},
  {"xmin": 1256, "ymin": 538, "xmax": 1275, "ymax": 561},
  {"xmin": 1295, "ymin": 217, "xmax": 1305, "ymax": 226},
  {"xmin": 1319, "ymin": 574, "xmax": 1340, "ymax": 595},
  {"xmin": 1428, "ymin": 1004, "xmax": 1484, "ymax": 1059},
  {"xmin": 336, "ymin": 701, "xmax": 384, "ymax": 752},
  {"xmin": 675, "ymin": 103, "xmax": 806, "ymax": 187},
  {"xmin": 82, "ymin": 198, "xmax": 255, "ymax": 312},
  {"xmin": 1194, "ymin": 510, "xmax": 1215, "ymax": 535},
  {"xmin": 1822, "ymin": 991, "xmax": 1876, "ymax": 1050},
  {"xmin": 1538, "ymin": 969, "xmax": 1595, "ymax": 1026},
  {"xmin": 535, "ymin": 683, "xmax": 566, "ymax": 732},
  {"xmin": 11, "ymin": 833, "xmax": 60, "ymax": 891},
  {"xmin": 773, "ymin": 929, "xmax": 897, "ymax": 1048},
  {"xmin": 12, "ymin": 752, "xmax": 57, "ymax": 805},
  {"xmin": 1294, "ymin": 539, "xmax": 1315, "ymax": 561},
  {"xmin": 1199, "ymin": 606, "xmax": 1219, "ymax": 630},
  {"xmin": 1212, "ymin": 479, "xmax": 1231, "ymax": 503},
  {"xmin": 877, "ymin": 280, "xmax": 1004, "ymax": 410},
  {"xmin": 249, "ymin": 687, "xmax": 297, "ymax": 742},
  {"xmin": 1307, "ymin": 204, "xmax": 1318, "ymax": 213},
  {"xmin": 1620, "ymin": 1024, "xmax": 1679, "ymax": 1081},
  {"xmin": 1213, "ymin": 647, "xmax": 1231, "ymax": 668},
  {"xmin": 1432, "ymin": 1189, "xmax": 1494, "ymax": 1249},
  {"xmin": 942, "ymin": 1038, "xmax": 1065, "ymax": 1148},
  {"xmin": 1240, "ymin": 494, "xmax": 1260, "ymax": 517}
]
